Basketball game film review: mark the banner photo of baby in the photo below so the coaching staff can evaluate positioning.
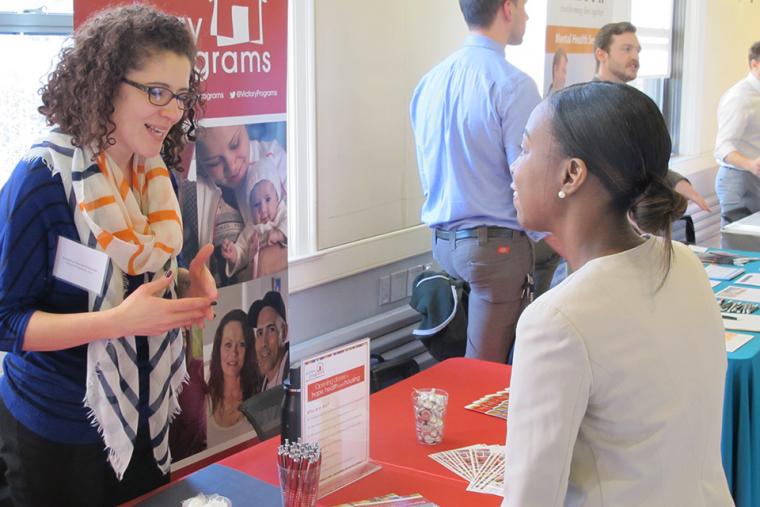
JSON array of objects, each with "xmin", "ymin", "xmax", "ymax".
[{"xmin": 179, "ymin": 120, "xmax": 288, "ymax": 289}]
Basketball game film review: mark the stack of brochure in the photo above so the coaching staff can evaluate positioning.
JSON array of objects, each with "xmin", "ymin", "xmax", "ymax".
[
  {"xmin": 465, "ymin": 388, "xmax": 509, "ymax": 420},
  {"xmin": 429, "ymin": 444, "xmax": 505, "ymax": 497},
  {"xmin": 694, "ymin": 249, "xmax": 759, "ymax": 266}
]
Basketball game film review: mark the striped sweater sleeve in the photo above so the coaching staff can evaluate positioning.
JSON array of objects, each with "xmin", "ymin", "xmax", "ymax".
[{"xmin": 0, "ymin": 157, "xmax": 77, "ymax": 353}]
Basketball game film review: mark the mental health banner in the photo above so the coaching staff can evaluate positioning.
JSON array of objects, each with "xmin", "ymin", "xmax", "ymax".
[
  {"xmin": 543, "ymin": 0, "xmax": 614, "ymax": 96},
  {"xmin": 74, "ymin": 0, "xmax": 289, "ymax": 468}
]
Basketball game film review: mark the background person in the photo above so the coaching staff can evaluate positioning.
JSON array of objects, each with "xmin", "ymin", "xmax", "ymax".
[
  {"xmin": 545, "ymin": 47, "xmax": 567, "ymax": 96},
  {"xmin": 714, "ymin": 41, "xmax": 760, "ymax": 227},
  {"xmin": 169, "ymin": 327, "xmax": 208, "ymax": 461},
  {"xmin": 248, "ymin": 291, "xmax": 289, "ymax": 391},
  {"xmin": 593, "ymin": 21, "xmax": 709, "ymax": 211},
  {"xmin": 0, "ymin": 5, "xmax": 217, "ymax": 506},
  {"xmin": 206, "ymin": 309, "xmax": 258, "ymax": 448},
  {"xmin": 221, "ymin": 156, "xmax": 288, "ymax": 279},
  {"xmin": 410, "ymin": 0, "xmax": 539, "ymax": 363},
  {"xmin": 533, "ymin": 20, "xmax": 714, "ymax": 299},
  {"xmin": 503, "ymin": 82, "xmax": 731, "ymax": 506}
]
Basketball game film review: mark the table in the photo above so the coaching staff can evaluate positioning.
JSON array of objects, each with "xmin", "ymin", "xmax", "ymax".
[
  {"xmin": 220, "ymin": 358, "xmax": 509, "ymax": 506},
  {"xmin": 721, "ymin": 211, "xmax": 760, "ymax": 251},
  {"xmin": 711, "ymin": 248, "xmax": 760, "ymax": 507},
  {"xmin": 132, "ymin": 303, "xmax": 758, "ymax": 507},
  {"xmin": 130, "ymin": 358, "xmax": 509, "ymax": 506}
]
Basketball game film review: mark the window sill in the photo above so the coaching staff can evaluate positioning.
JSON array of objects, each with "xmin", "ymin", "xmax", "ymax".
[{"xmin": 288, "ymin": 224, "xmax": 430, "ymax": 293}]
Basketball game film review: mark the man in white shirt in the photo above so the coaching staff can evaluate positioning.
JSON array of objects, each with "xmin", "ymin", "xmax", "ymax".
[{"xmin": 715, "ymin": 41, "xmax": 760, "ymax": 226}]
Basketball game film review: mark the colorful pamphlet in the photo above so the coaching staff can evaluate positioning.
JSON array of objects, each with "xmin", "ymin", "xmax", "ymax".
[
  {"xmin": 704, "ymin": 264, "xmax": 744, "ymax": 281},
  {"xmin": 465, "ymin": 388, "xmax": 510, "ymax": 420},
  {"xmin": 333, "ymin": 493, "xmax": 438, "ymax": 506},
  {"xmin": 725, "ymin": 332, "xmax": 755, "ymax": 352},
  {"xmin": 695, "ymin": 250, "xmax": 759, "ymax": 266},
  {"xmin": 428, "ymin": 444, "xmax": 505, "ymax": 498}
]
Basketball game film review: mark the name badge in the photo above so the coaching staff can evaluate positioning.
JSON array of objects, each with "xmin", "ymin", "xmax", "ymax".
[{"xmin": 52, "ymin": 236, "xmax": 109, "ymax": 295}]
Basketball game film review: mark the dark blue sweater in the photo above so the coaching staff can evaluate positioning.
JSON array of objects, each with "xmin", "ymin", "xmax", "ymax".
[{"xmin": 0, "ymin": 156, "xmax": 156, "ymax": 444}]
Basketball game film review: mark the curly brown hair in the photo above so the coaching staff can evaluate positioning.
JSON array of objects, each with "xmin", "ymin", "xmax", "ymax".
[{"xmin": 38, "ymin": 4, "xmax": 202, "ymax": 172}]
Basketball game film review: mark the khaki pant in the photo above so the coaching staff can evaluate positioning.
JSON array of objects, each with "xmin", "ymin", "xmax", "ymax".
[{"xmin": 432, "ymin": 230, "xmax": 532, "ymax": 363}]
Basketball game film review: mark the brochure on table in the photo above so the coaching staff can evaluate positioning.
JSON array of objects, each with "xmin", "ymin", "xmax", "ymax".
[{"xmin": 301, "ymin": 338, "xmax": 381, "ymax": 497}]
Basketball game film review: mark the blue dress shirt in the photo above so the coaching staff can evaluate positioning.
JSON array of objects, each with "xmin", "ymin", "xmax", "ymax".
[{"xmin": 410, "ymin": 34, "xmax": 541, "ymax": 231}]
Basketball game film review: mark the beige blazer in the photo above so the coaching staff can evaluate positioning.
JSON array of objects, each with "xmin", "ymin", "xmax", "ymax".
[{"xmin": 503, "ymin": 238, "xmax": 733, "ymax": 507}]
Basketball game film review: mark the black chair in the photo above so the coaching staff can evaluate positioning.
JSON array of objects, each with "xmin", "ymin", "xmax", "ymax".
[
  {"xmin": 370, "ymin": 353, "xmax": 420, "ymax": 393},
  {"xmin": 673, "ymin": 214, "xmax": 696, "ymax": 244},
  {"xmin": 239, "ymin": 387, "xmax": 285, "ymax": 441}
]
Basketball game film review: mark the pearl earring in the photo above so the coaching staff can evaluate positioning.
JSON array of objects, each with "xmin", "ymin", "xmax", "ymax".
[{"xmin": 558, "ymin": 190, "xmax": 567, "ymax": 199}]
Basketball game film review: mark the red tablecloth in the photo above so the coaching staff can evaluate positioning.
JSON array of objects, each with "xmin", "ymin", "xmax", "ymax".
[
  {"xmin": 368, "ymin": 357, "xmax": 510, "ymax": 478},
  {"xmin": 219, "ymin": 358, "xmax": 510, "ymax": 506},
  {"xmin": 131, "ymin": 358, "xmax": 511, "ymax": 506}
]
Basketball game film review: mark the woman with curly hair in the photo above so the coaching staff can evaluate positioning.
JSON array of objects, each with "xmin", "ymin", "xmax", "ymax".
[
  {"xmin": 206, "ymin": 309, "xmax": 259, "ymax": 448},
  {"xmin": 0, "ymin": 5, "xmax": 218, "ymax": 506}
]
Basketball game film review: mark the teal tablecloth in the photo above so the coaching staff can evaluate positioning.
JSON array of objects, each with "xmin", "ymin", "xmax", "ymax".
[{"xmin": 713, "ymin": 249, "xmax": 760, "ymax": 507}]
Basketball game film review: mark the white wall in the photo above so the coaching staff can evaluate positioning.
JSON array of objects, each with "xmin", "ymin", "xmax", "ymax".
[
  {"xmin": 290, "ymin": 0, "xmax": 760, "ymax": 343},
  {"xmin": 680, "ymin": 0, "xmax": 760, "ymax": 159}
]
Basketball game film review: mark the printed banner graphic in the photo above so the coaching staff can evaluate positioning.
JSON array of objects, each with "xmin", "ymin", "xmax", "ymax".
[
  {"xmin": 543, "ymin": 0, "xmax": 614, "ymax": 96},
  {"xmin": 74, "ymin": 0, "xmax": 289, "ymax": 466}
]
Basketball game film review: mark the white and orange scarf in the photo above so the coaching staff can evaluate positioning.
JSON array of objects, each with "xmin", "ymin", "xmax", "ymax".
[{"xmin": 28, "ymin": 130, "xmax": 186, "ymax": 479}]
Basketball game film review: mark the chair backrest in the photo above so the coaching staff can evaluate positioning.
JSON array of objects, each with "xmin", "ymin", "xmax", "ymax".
[
  {"xmin": 239, "ymin": 387, "xmax": 285, "ymax": 441},
  {"xmin": 370, "ymin": 354, "xmax": 421, "ymax": 393},
  {"xmin": 672, "ymin": 214, "xmax": 696, "ymax": 244}
]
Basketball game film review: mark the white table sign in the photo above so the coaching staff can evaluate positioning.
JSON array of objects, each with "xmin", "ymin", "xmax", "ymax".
[{"xmin": 300, "ymin": 338, "xmax": 380, "ymax": 496}]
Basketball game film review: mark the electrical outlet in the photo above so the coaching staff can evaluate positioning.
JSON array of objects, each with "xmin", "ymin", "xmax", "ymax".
[
  {"xmin": 390, "ymin": 270, "xmax": 407, "ymax": 302},
  {"xmin": 407, "ymin": 265, "xmax": 424, "ymax": 297},
  {"xmin": 378, "ymin": 275, "xmax": 391, "ymax": 305}
]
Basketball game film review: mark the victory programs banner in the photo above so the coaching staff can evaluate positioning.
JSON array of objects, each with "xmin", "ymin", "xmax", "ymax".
[
  {"xmin": 74, "ymin": 0, "xmax": 290, "ymax": 469},
  {"xmin": 74, "ymin": 0, "xmax": 287, "ymax": 119}
]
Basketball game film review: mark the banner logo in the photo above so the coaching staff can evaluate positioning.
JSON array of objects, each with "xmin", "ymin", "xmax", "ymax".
[{"xmin": 210, "ymin": 0, "xmax": 267, "ymax": 47}]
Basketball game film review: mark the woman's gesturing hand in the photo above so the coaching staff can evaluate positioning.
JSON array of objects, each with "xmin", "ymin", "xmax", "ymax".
[
  {"xmin": 187, "ymin": 243, "xmax": 219, "ymax": 321},
  {"xmin": 115, "ymin": 272, "xmax": 215, "ymax": 337}
]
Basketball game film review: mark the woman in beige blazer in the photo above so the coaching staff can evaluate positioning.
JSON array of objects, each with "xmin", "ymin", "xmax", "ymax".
[{"xmin": 503, "ymin": 82, "xmax": 733, "ymax": 506}]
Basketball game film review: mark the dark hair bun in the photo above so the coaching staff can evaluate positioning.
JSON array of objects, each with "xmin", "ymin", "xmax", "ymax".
[{"xmin": 630, "ymin": 178, "xmax": 687, "ymax": 235}]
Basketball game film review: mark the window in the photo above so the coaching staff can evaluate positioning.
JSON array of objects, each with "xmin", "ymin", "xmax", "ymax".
[
  {"xmin": 629, "ymin": 0, "xmax": 683, "ymax": 153},
  {"xmin": 0, "ymin": 4, "xmax": 73, "ymax": 187}
]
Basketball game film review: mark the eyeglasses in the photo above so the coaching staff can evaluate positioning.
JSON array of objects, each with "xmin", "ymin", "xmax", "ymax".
[
  {"xmin": 254, "ymin": 323, "xmax": 281, "ymax": 340},
  {"xmin": 121, "ymin": 78, "xmax": 197, "ymax": 111}
]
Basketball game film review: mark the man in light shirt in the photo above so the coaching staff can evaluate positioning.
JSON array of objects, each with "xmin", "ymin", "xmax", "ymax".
[
  {"xmin": 715, "ymin": 41, "xmax": 760, "ymax": 226},
  {"xmin": 534, "ymin": 22, "xmax": 709, "ymax": 297},
  {"xmin": 410, "ymin": 0, "xmax": 538, "ymax": 363}
]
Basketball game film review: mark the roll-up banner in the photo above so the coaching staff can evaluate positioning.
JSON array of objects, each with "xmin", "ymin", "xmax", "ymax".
[
  {"xmin": 74, "ymin": 0, "xmax": 289, "ymax": 467},
  {"xmin": 543, "ymin": 0, "xmax": 614, "ymax": 96}
]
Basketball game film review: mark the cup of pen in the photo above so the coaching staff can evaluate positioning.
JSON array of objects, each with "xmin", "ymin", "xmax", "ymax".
[
  {"xmin": 277, "ymin": 441, "xmax": 321, "ymax": 507},
  {"xmin": 412, "ymin": 388, "xmax": 449, "ymax": 445}
]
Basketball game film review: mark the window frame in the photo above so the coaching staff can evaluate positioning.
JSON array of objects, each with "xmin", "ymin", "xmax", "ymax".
[{"xmin": 0, "ymin": 11, "xmax": 72, "ymax": 35}]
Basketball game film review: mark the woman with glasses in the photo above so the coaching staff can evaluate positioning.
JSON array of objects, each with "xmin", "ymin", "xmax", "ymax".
[
  {"xmin": 206, "ymin": 309, "xmax": 259, "ymax": 448},
  {"xmin": 0, "ymin": 5, "xmax": 217, "ymax": 506},
  {"xmin": 502, "ymin": 82, "xmax": 732, "ymax": 506}
]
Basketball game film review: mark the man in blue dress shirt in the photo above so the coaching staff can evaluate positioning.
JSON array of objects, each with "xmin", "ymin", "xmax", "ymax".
[{"xmin": 410, "ymin": 0, "xmax": 538, "ymax": 363}]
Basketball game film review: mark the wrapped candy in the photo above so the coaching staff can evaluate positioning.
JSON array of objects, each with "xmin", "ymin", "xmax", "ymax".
[{"xmin": 412, "ymin": 388, "xmax": 449, "ymax": 445}]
